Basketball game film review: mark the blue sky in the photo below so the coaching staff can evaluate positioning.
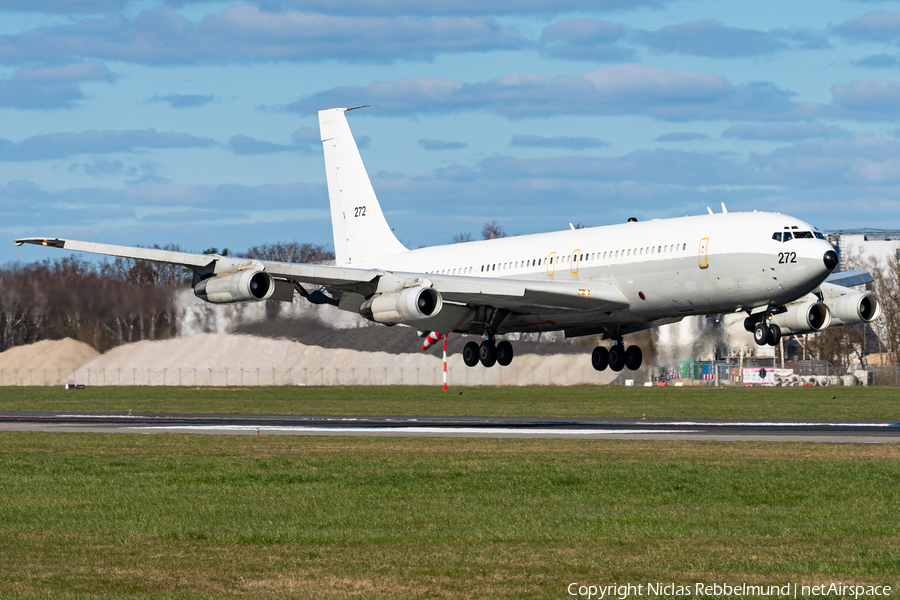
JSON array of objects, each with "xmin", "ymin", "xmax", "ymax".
[{"xmin": 4, "ymin": 0, "xmax": 900, "ymax": 264}]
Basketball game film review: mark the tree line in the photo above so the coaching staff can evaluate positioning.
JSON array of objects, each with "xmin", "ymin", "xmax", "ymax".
[{"xmin": 0, "ymin": 242, "xmax": 333, "ymax": 353}]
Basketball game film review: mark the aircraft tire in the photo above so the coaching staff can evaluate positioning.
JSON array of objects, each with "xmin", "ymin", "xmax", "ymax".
[
  {"xmin": 591, "ymin": 346, "xmax": 609, "ymax": 371},
  {"xmin": 767, "ymin": 324, "xmax": 781, "ymax": 347},
  {"xmin": 496, "ymin": 340, "xmax": 514, "ymax": 366},
  {"xmin": 753, "ymin": 322, "xmax": 770, "ymax": 346},
  {"xmin": 479, "ymin": 341, "xmax": 497, "ymax": 368},
  {"xmin": 608, "ymin": 345, "xmax": 626, "ymax": 372},
  {"xmin": 463, "ymin": 342, "xmax": 480, "ymax": 367},
  {"xmin": 624, "ymin": 345, "xmax": 643, "ymax": 370}
]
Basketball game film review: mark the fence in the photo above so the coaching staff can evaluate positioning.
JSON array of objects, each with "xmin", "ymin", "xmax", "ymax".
[{"xmin": 0, "ymin": 365, "xmax": 623, "ymax": 387}]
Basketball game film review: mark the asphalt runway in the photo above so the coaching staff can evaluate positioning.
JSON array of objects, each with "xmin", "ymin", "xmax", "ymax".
[{"xmin": 1, "ymin": 411, "xmax": 900, "ymax": 443}]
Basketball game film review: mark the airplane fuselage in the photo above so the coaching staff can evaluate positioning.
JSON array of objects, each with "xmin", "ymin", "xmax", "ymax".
[{"xmin": 356, "ymin": 211, "xmax": 836, "ymax": 334}]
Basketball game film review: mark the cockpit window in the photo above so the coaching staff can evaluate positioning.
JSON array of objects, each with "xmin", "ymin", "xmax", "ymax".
[
  {"xmin": 794, "ymin": 231, "xmax": 814, "ymax": 239},
  {"xmin": 772, "ymin": 232, "xmax": 782, "ymax": 242},
  {"xmin": 783, "ymin": 232, "xmax": 793, "ymax": 242},
  {"xmin": 814, "ymin": 232, "xmax": 825, "ymax": 240}
]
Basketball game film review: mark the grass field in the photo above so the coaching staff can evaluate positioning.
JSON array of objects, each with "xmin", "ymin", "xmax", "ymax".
[
  {"xmin": 0, "ymin": 433, "xmax": 898, "ymax": 599},
  {"xmin": 0, "ymin": 385, "xmax": 899, "ymax": 420}
]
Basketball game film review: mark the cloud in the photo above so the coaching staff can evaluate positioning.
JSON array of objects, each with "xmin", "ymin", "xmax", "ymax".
[
  {"xmin": 722, "ymin": 123, "xmax": 852, "ymax": 141},
  {"xmin": 0, "ymin": 5, "xmax": 528, "ymax": 65},
  {"xmin": 0, "ymin": 129, "xmax": 215, "ymax": 161},
  {"xmin": 227, "ymin": 127, "xmax": 321, "ymax": 155},
  {"xmin": 634, "ymin": 19, "xmax": 829, "ymax": 58},
  {"xmin": 655, "ymin": 132, "xmax": 708, "ymax": 142},
  {"xmin": 69, "ymin": 158, "xmax": 127, "ymax": 177},
  {"xmin": 852, "ymin": 53, "xmax": 900, "ymax": 68},
  {"xmin": 751, "ymin": 136, "xmax": 900, "ymax": 186},
  {"xmin": 2, "ymin": 0, "xmax": 128, "ymax": 13},
  {"xmin": 540, "ymin": 19, "xmax": 634, "ymax": 62},
  {"xmin": 829, "ymin": 79, "xmax": 900, "ymax": 119},
  {"xmin": 510, "ymin": 134, "xmax": 608, "ymax": 150},
  {"xmin": 239, "ymin": 0, "xmax": 670, "ymax": 16},
  {"xmin": 287, "ymin": 65, "xmax": 818, "ymax": 122},
  {"xmin": 149, "ymin": 93, "xmax": 216, "ymax": 109},
  {"xmin": 418, "ymin": 139, "xmax": 468, "ymax": 150},
  {"xmin": 0, "ymin": 61, "xmax": 114, "ymax": 110},
  {"xmin": 833, "ymin": 10, "xmax": 900, "ymax": 43}
]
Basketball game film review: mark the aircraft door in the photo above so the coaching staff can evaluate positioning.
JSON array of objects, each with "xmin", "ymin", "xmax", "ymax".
[
  {"xmin": 547, "ymin": 252, "xmax": 556, "ymax": 277},
  {"xmin": 698, "ymin": 238, "xmax": 709, "ymax": 269},
  {"xmin": 571, "ymin": 249, "xmax": 580, "ymax": 274}
]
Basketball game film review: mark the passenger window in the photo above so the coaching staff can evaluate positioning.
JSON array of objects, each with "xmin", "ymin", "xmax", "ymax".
[
  {"xmin": 682, "ymin": 243, "xmax": 687, "ymax": 250},
  {"xmin": 783, "ymin": 232, "xmax": 792, "ymax": 242},
  {"xmin": 538, "ymin": 258, "xmax": 541, "ymax": 266},
  {"xmin": 772, "ymin": 232, "xmax": 782, "ymax": 242}
]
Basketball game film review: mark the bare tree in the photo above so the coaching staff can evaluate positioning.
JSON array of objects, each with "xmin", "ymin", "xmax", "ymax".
[
  {"xmin": 481, "ymin": 221, "xmax": 506, "ymax": 240},
  {"xmin": 241, "ymin": 242, "xmax": 334, "ymax": 264},
  {"xmin": 451, "ymin": 232, "xmax": 473, "ymax": 244}
]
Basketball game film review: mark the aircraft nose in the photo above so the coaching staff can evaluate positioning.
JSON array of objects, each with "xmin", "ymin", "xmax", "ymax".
[{"xmin": 823, "ymin": 250, "xmax": 838, "ymax": 271}]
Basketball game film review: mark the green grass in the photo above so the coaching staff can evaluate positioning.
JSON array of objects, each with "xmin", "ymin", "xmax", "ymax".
[
  {"xmin": 0, "ymin": 434, "xmax": 898, "ymax": 599},
  {"xmin": 0, "ymin": 385, "xmax": 899, "ymax": 420}
]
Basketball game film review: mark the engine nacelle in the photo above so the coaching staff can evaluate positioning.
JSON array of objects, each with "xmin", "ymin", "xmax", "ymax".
[
  {"xmin": 359, "ymin": 286, "xmax": 443, "ymax": 324},
  {"xmin": 825, "ymin": 292, "xmax": 881, "ymax": 326},
  {"xmin": 193, "ymin": 270, "xmax": 275, "ymax": 304},
  {"xmin": 769, "ymin": 301, "xmax": 832, "ymax": 336}
]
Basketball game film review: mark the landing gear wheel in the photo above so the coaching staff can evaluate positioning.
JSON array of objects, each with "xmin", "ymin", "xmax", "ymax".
[
  {"xmin": 767, "ymin": 324, "xmax": 781, "ymax": 347},
  {"xmin": 753, "ymin": 322, "xmax": 770, "ymax": 346},
  {"xmin": 463, "ymin": 341, "xmax": 480, "ymax": 367},
  {"xmin": 496, "ymin": 340, "xmax": 514, "ymax": 366},
  {"xmin": 591, "ymin": 346, "xmax": 609, "ymax": 371},
  {"xmin": 624, "ymin": 346, "xmax": 643, "ymax": 371},
  {"xmin": 608, "ymin": 345, "xmax": 626, "ymax": 372},
  {"xmin": 479, "ymin": 341, "xmax": 497, "ymax": 368}
]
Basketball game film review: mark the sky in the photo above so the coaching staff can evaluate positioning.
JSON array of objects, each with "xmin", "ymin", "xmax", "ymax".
[{"xmin": 4, "ymin": 0, "xmax": 900, "ymax": 264}]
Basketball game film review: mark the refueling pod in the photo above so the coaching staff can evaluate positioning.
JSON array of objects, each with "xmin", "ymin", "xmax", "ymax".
[
  {"xmin": 768, "ymin": 301, "xmax": 831, "ymax": 336},
  {"xmin": 194, "ymin": 270, "xmax": 275, "ymax": 304},
  {"xmin": 359, "ymin": 286, "xmax": 443, "ymax": 324},
  {"xmin": 825, "ymin": 292, "xmax": 881, "ymax": 326}
]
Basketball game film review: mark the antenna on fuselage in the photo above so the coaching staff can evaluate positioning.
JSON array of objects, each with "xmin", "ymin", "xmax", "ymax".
[
  {"xmin": 721, "ymin": 202, "xmax": 728, "ymax": 213},
  {"xmin": 707, "ymin": 207, "xmax": 714, "ymax": 215}
]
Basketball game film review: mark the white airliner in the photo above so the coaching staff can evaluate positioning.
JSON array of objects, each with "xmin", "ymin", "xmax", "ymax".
[{"xmin": 16, "ymin": 108, "xmax": 882, "ymax": 372}]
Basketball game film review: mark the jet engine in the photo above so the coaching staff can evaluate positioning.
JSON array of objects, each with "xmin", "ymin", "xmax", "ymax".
[
  {"xmin": 193, "ymin": 270, "xmax": 275, "ymax": 304},
  {"xmin": 825, "ymin": 292, "xmax": 881, "ymax": 326},
  {"xmin": 768, "ymin": 301, "xmax": 831, "ymax": 336},
  {"xmin": 359, "ymin": 286, "xmax": 443, "ymax": 324}
]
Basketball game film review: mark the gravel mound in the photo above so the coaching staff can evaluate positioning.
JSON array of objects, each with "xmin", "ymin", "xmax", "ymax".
[
  {"xmin": 0, "ymin": 338, "xmax": 100, "ymax": 385},
  {"xmin": 70, "ymin": 333, "xmax": 619, "ymax": 387},
  {"xmin": 234, "ymin": 317, "xmax": 586, "ymax": 356}
]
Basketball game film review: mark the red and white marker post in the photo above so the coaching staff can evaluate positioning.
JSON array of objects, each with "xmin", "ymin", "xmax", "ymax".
[
  {"xmin": 442, "ymin": 337, "xmax": 447, "ymax": 392},
  {"xmin": 421, "ymin": 331, "xmax": 449, "ymax": 391}
]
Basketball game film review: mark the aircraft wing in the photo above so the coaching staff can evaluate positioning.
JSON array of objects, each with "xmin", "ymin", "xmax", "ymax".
[
  {"xmin": 421, "ymin": 273, "xmax": 630, "ymax": 314},
  {"xmin": 14, "ymin": 237, "xmax": 382, "ymax": 287},
  {"xmin": 14, "ymin": 236, "xmax": 629, "ymax": 315},
  {"xmin": 825, "ymin": 269, "xmax": 873, "ymax": 288}
]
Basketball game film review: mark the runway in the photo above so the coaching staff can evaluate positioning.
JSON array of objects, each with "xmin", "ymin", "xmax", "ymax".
[{"xmin": 1, "ymin": 411, "xmax": 900, "ymax": 443}]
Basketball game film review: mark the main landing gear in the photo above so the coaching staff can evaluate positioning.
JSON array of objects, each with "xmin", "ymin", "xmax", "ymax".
[
  {"xmin": 591, "ymin": 342, "xmax": 642, "ymax": 372},
  {"xmin": 463, "ymin": 338, "xmax": 514, "ymax": 368},
  {"xmin": 752, "ymin": 321, "xmax": 781, "ymax": 347},
  {"xmin": 745, "ymin": 314, "xmax": 781, "ymax": 347}
]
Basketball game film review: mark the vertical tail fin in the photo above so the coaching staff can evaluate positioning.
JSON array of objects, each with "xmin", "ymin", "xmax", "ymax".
[{"xmin": 319, "ymin": 107, "xmax": 407, "ymax": 266}]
